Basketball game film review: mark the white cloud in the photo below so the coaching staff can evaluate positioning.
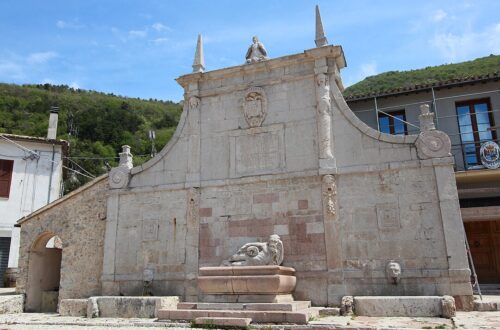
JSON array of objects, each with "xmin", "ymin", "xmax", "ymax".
[
  {"xmin": 431, "ymin": 23, "xmax": 500, "ymax": 62},
  {"xmin": 431, "ymin": 9, "xmax": 448, "ymax": 23},
  {"xmin": 151, "ymin": 37, "xmax": 169, "ymax": 45},
  {"xmin": 69, "ymin": 82, "xmax": 80, "ymax": 89},
  {"xmin": 152, "ymin": 23, "xmax": 170, "ymax": 32},
  {"xmin": 27, "ymin": 51, "xmax": 58, "ymax": 64},
  {"xmin": 128, "ymin": 29, "xmax": 147, "ymax": 38},
  {"xmin": 56, "ymin": 20, "xmax": 84, "ymax": 29}
]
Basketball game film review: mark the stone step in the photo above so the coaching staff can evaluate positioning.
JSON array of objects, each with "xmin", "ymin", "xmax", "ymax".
[
  {"xmin": 158, "ymin": 308, "xmax": 318, "ymax": 324},
  {"xmin": 177, "ymin": 301, "xmax": 311, "ymax": 311},
  {"xmin": 353, "ymin": 296, "xmax": 446, "ymax": 317},
  {"xmin": 194, "ymin": 317, "xmax": 252, "ymax": 327},
  {"xmin": 474, "ymin": 296, "xmax": 500, "ymax": 311},
  {"xmin": 0, "ymin": 294, "xmax": 23, "ymax": 314},
  {"xmin": 318, "ymin": 307, "xmax": 340, "ymax": 316}
]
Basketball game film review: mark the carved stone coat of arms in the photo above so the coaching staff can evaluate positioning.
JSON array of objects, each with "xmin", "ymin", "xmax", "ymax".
[{"xmin": 242, "ymin": 87, "xmax": 267, "ymax": 128}]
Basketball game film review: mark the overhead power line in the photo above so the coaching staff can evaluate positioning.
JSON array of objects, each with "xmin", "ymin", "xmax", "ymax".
[{"xmin": 0, "ymin": 134, "xmax": 95, "ymax": 180}]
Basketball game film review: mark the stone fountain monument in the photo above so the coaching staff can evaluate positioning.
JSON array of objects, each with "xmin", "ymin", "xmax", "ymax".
[
  {"xmin": 160, "ymin": 234, "xmax": 314, "ymax": 325},
  {"xmin": 198, "ymin": 235, "xmax": 297, "ymax": 303}
]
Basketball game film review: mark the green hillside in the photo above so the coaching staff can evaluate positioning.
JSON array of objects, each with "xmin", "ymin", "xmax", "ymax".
[
  {"xmin": 0, "ymin": 83, "xmax": 182, "ymax": 192},
  {"xmin": 344, "ymin": 54, "xmax": 500, "ymax": 98}
]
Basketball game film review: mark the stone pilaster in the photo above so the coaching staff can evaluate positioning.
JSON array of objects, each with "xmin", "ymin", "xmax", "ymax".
[
  {"xmin": 101, "ymin": 193, "xmax": 120, "ymax": 295},
  {"xmin": 321, "ymin": 174, "xmax": 344, "ymax": 305},
  {"xmin": 185, "ymin": 187, "xmax": 200, "ymax": 301},
  {"xmin": 185, "ymin": 82, "xmax": 201, "ymax": 188}
]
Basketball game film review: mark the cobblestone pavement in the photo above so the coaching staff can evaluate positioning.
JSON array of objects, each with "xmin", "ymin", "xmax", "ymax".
[{"xmin": 0, "ymin": 311, "xmax": 499, "ymax": 329}]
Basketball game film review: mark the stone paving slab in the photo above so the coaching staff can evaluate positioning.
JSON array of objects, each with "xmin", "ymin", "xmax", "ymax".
[{"xmin": 0, "ymin": 311, "xmax": 498, "ymax": 329}]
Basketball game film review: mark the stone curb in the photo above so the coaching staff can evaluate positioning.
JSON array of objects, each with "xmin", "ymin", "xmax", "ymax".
[{"xmin": 0, "ymin": 320, "xmax": 191, "ymax": 328}]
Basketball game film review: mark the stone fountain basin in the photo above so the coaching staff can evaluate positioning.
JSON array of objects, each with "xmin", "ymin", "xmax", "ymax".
[{"xmin": 198, "ymin": 266, "xmax": 296, "ymax": 295}]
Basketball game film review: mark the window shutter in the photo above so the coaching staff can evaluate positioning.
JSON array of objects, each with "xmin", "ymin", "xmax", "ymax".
[{"xmin": 0, "ymin": 160, "xmax": 14, "ymax": 198}]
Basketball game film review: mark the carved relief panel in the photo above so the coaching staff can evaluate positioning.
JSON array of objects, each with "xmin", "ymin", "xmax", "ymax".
[
  {"xmin": 322, "ymin": 174, "xmax": 337, "ymax": 219},
  {"xmin": 241, "ymin": 87, "xmax": 267, "ymax": 128}
]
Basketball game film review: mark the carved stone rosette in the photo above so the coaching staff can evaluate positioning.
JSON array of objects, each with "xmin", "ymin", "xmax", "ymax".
[
  {"xmin": 109, "ymin": 167, "xmax": 130, "ymax": 189},
  {"xmin": 315, "ymin": 73, "xmax": 334, "ymax": 160},
  {"xmin": 322, "ymin": 174, "xmax": 337, "ymax": 218},
  {"xmin": 416, "ymin": 130, "xmax": 451, "ymax": 159},
  {"xmin": 242, "ymin": 87, "xmax": 267, "ymax": 128}
]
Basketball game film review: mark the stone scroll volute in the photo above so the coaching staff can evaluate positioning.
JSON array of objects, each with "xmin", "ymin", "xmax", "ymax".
[
  {"xmin": 109, "ymin": 145, "xmax": 133, "ymax": 189},
  {"xmin": 416, "ymin": 104, "xmax": 451, "ymax": 159}
]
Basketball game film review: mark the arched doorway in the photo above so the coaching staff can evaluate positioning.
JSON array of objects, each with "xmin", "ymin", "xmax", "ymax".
[{"xmin": 25, "ymin": 232, "xmax": 62, "ymax": 312}]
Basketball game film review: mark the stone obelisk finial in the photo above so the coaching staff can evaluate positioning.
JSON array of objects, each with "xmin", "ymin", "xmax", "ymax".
[
  {"xmin": 315, "ymin": 5, "xmax": 328, "ymax": 47},
  {"xmin": 192, "ymin": 34, "xmax": 205, "ymax": 73}
]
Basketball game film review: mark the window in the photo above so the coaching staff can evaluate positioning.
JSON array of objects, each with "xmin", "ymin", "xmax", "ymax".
[
  {"xmin": 456, "ymin": 98, "xmax": 496, "ymax": 168},
  {"xmin": 0, "ymin": 159, "xmax": 14, "ymax": 198},
  {"xmin": 378, "ymin": 110, "xmax": 407, "ymax": 135}
]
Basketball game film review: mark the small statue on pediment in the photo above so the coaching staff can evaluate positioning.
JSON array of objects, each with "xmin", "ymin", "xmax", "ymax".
[{"xmin": 245, "ymin": 36, "xmax": 269, "ymax": 64}]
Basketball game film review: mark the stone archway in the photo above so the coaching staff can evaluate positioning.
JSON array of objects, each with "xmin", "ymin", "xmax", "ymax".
[{"xmin": 25, "ymin": 232, "xmax": 62, "ymax": 312}]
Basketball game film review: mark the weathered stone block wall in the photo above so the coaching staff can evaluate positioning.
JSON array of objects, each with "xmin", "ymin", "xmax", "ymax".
[
  {"xmin": 17, "ymin": 176, "xmax": 107, "ymax": 302},
  {"xmin": 198, "ymin": 176, "xmax": 326, "ymax": 303},
  {"xmin": 333, "ymin": 167, "xmax": 450, "ymax": 299},
  {"xmin": 101, "ymin": 187, "xmax": 200, "ymax": 301}
]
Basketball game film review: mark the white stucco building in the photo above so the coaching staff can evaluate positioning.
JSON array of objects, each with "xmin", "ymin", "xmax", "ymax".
[{"xmin": 0, "ymin": 125, "xmax": 67, "ymax": 284}]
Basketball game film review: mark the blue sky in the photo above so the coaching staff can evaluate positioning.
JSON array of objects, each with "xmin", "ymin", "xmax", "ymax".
[{"xmin": 1, "ymin": 0, "xmax": 499, "ymax": 102}]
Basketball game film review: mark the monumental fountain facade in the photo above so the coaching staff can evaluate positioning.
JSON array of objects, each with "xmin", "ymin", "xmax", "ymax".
[{"xmin": 16, "ymin": 17, "xmax": 473, "ymax": 313}]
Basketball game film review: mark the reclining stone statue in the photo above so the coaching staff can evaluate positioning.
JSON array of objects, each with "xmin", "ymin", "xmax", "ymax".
[{"xmin": 222, "ymin": 234, "xmax": 284, "ymax": 266}]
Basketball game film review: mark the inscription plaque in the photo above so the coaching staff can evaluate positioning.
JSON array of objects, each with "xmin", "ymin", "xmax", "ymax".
[{"xmin": 229, "ymin": 124, "xmax": 285, "ymax": 178}]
